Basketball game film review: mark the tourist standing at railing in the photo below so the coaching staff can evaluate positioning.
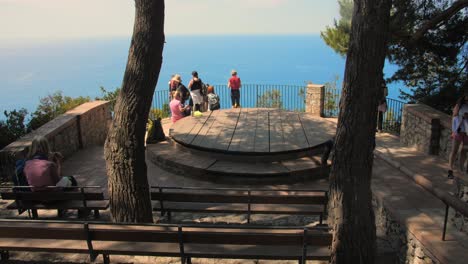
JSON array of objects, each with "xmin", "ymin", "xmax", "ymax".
[
  {"xmin": 188, "ymin": 71, "xmax": 204, "ymax": 112},
  {"xmin": 171, "ymin": 75, "xmax": 190, "ymax": 106},
  {"xmin": 228, "ymin": 70, "xmax": 241, "ymax": 108},
  {"xmin": 377, "ymin": 82, "xmax": 388, "ymax": 133},
  {"xmin": 170, "ymin": 90, "xmax": 190, "ymax": 123},
  {"xmin": 448, "ymin": 95, "xmax": 468, "ymax": 179}
]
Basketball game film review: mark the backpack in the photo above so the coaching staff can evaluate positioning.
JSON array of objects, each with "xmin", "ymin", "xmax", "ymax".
[
  {"xmin": 200, "ymin": 81, "xmax": 208, "ymax": 96},
  {"xmin": 146, "ymin": 118, "xmax": 166, "ymax": 144},
  {"xmin": 14, "ymin": 159, "xmax": 29, "ymax": 187},
  {"xmin": 208, "ymin": 94, "xmax": 220, "ymax": 111}
]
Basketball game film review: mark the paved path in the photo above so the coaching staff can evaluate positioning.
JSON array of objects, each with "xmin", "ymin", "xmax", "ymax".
[{"xmin": 3, "ymin": 117, "xmax": 468, "ymax": 263}]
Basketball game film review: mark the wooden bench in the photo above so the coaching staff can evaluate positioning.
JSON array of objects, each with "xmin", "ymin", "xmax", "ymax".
[
  {"xmin": 0, "ymin": 186, "xmax": 109, "ymax": 219},
  {"xmin": 0, "ymin": 219, "xmax": 332, "ymax": 264},
  {"xmin": 151, "ymin": 186, "xmax": 328, "ymax": 224}
]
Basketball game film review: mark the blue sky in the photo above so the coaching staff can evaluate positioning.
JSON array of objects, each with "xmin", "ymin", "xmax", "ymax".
[{"xmin": 0, "ymin": 0, "xmax": 339, "ymax": 41}]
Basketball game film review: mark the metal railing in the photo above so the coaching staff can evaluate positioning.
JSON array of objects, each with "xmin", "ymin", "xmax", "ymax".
[
  {"xmin": 323, "ymin": 87, "xmax": 405, "ymax": 134},
  {"xmin": 152, "ymin": 84, "xmax": 307, "ymax": 113}
]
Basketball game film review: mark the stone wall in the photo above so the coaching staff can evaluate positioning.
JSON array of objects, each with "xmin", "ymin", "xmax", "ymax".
[
  {"xmin": 305, "ymin": 84, "xmax": 325, "ymax": 117},
  {"xmin": 0, "ymin": 101, "xmax": 111, "ymax": 181},
  {"xmin": 451, "ymin": 178, "xmax": 468, "ymax": 234},
  {"xmin": 374, "ymin": 196, "xmax": 440, "ymax": 264},
  {"xmin": 400, "ymin": 104, "xmax": 452, "ymax": 160}
]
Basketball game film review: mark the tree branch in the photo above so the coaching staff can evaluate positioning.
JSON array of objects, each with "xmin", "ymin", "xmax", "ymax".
[{"xmin": 412, "ymin": 0, "xmax": 468, "ymax": 41}]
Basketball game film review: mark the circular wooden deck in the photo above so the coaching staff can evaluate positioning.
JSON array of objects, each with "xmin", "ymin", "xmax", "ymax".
[{"xmin": 170, "ymin": 108, "xmax": 336, "ymax": 155}]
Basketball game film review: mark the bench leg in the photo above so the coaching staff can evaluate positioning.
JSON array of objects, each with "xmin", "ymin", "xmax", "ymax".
[
  {"xmin": 103, "ymin": 254, "xmax": 110, "ymax": 264},
  {"xmin": 168, "ymin": 211, "xmax": 172, "ymax": 222},
  {"xmin": 1, "ymin": 250, "xmax": 9, "ymax": 260},
  {"xmin": 319, "ymin": 214, "xmax": 323, "ymax": 225},
  {"xmin": 57, "ymin": 209, "xmax": 65, "ymax": 218},
  {"xmin": 31, "ymin": 209, "xmax": 38, "ymax": 219},
  {"xmin": 94, "ymin": 209, "xmax": 100, "ymax": 219},
  {"xmin": 186, "ymin": 256, "xmax": 192, "ymax": 264}
]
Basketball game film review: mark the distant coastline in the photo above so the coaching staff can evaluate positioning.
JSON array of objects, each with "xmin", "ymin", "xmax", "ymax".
[{"xmin": 0, "ymin": 35, "xmax": 407, "ymax": 115}]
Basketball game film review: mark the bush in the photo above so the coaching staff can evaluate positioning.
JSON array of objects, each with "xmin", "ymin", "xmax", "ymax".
[
  {"xmin": 0, "ymin": 109, "xmax": 28, "ymax": 149},
  {"xmin": 27, "ymin": 91, "xmax": 90, "ymax": 131},
  {"xmin": 150, "ymin": 103, "xmax": 170, "ymax": 120},
  {"xmin": 95, "ymin": 86, "xmax": 121, "ymax": 112}
]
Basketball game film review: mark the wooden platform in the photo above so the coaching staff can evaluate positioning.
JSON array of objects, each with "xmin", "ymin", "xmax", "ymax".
[{"xmin": 170, "ymin": 108, "xmax": 336, "ymax": 155}]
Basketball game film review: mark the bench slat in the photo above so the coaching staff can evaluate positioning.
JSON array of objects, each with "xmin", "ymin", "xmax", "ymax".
[
  {"xmin": 151, "ymin": 192, "xmax": 326, "ymax": 204},
  {"xmin": 0, "ymin": 238, "xmax": 89, "ymax": 253},
  {"xmin": 153, "ymin": 202, "xmax": 324, "ymax": 215},
  {"xmin": 1, "ymin": 191, "xmax": 105, "ymax": 201},
  {"xmin": 7, "ymin": 200, "xmax": 109, "ymax": 210}
]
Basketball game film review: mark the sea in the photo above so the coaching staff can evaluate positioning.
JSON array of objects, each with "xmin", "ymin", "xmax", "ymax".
[{"xmin": 0, "ymin": 35, "xmax": 408, "ymax": 116}]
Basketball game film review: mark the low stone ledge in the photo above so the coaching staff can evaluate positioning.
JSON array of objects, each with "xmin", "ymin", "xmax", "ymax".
[{"xmin": 0, "ymin": 100, "xmax": 111, "ymax": 181}]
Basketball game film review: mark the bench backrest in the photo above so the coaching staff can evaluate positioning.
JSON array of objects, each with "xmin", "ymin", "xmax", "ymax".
[
  {"xmin": 0, "ymin": 220, "xmax": 332, "ymax": 261},
  {"xmin": 1, "ymin": 187, "xmax": 105, "ymax": 202},
  {"xmin": 151, "ymin": 187, "xmax": 328, "ymax": 205}
]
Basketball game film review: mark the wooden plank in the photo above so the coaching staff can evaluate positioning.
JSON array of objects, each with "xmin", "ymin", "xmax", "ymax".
[
  {"xmin": 213, "ymin": 108, "xmax": 241, "ymax": 151},
  {"xmin": 1, "ymin": 191, "xmax": 104, "ymax": 201},
  {"xmin": 269, "ymin": 109, "xmax": 287, "ymax": 152},
  {"xmin": 191, "ymin": 110, "xmax": 221, "ymax": 147},
  {"xmin": 170, "ymin": 117, "xmax": 198, "ymax": 144},
  {"xmin": 254, "ymin": 109, "xmax": 270, "ymax": 153},
  {"xmin": 281, "ymin": 111, "xmax": 308, "ymax": 151},
  {"xmin": 236, "ymin": 108, "xmax": 258, "ymax": 152},
  {"xmin": 228, "ymin": 108, "xmax": 250, "ymax": 152},
  {"xmin": 183, "ymin": 111, "xmax": 213, "ymax": 144},
  {"xmin": 199, "ymin": 110, "xmax": 230, "ymax": 150},
  {"xmin": 299, "ymin": 114, "xmax": 336, "ymax": 148},
  {"xmin": 6, "ymin": 200, "xmax": 109, "ymax": 210}
]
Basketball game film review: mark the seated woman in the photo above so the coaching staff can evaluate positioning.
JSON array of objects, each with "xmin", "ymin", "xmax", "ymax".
[
  {"xmin": 170, "ymin": 90, "xmax": 191, "ymax": 123},
  {"xmin": 207, "ymin": 85, "xmax": 220, "ymax": 111},
  {"xmin": 23, "ymin": 136, "xmax": 76, "ymax": 190}
]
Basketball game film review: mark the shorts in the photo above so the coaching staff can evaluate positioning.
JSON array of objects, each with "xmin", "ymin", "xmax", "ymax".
[{"xmin": 454, "ymin": 133, "xmax": 468, "ymax": 144}]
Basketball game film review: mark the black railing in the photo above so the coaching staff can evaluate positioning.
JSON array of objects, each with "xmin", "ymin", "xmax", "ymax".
[
  {"xmin": 152, "ymin": 84, "xmax": 307, "ymax": 112},
  {"xmin": 323, "ymin": 87, "xmax": 405, "ymax": 134}
]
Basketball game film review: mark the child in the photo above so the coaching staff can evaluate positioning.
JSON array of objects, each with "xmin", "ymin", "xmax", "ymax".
[{"xmin": 207, "ymin": 86, "xmax": 220, "ymax": 111}]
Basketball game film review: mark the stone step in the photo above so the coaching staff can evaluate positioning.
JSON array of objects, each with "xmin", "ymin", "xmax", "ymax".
[{"xmin": 147, "ymin": 139, "xmax": 330, "ymax": 185}]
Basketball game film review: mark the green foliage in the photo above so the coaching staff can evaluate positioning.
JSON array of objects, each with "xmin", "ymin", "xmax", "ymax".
[
  {"xmin": 27, "ymin": 91, "xmax": 90, "ymax": 131},
  {"xmin": 323, "ymin": 76, "xmax": 341, "ymax": 116},
  {"xmin": 95, "ymin": 86, "xmax": 121, "ymax": 112},
  {"xmin": 150, "ymin": 103, "xmax": 170, "ymax": 120},
  {"xmin": 320, "ymin": 0, "xmax": 352, "ymax": 57},
  {"xmin": 0, "ymin": 109, "xmax": 28, "ymax": 149},
  {"xmin": 321, "ymin": 0, "xmax": 468, "ymax": 113},
  {"xmin": 256, "ymin": 89, "xmax": 283, "ymax": 109}
]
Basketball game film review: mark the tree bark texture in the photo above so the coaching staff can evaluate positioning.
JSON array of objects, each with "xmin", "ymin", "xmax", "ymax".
[
  {"xmin": 328, "ymin": 0, "xmax": 392, "ymax": 263},
  {"xmin": 104, "ymin": 0, "xmax": 165, "ymax": 223}
]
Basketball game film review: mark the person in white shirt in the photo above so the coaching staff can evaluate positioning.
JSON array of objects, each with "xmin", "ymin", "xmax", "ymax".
[{"xmin": 448, "ymin": 95, "xmax": 468, "ymax": 179}]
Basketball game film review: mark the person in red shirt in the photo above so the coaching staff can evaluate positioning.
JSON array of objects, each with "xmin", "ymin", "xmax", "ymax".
[{"xmin": 228, "ymin": 70, "xmax": 242, "ymax": 108}]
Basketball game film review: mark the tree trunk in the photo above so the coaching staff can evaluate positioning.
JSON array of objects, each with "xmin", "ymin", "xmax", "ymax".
[
  {"xmin": 104, "ymin": 0, "xmax": 165, "ymax": 223},
  {"xmin": 328, "ymin": 0, "xmax": 392, "ymax": 263}
]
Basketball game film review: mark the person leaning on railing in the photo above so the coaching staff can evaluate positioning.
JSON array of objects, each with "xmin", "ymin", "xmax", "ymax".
[
  {"xmin": 228, "ymin": 70, "xmax": 241, "ymax": 108},
  {"xmin": 448, "ymin": 94, "xmax": 468, "ymax": 179}
]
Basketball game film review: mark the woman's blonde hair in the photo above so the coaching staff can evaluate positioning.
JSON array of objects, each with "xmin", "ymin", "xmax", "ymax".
[
  {"xmin": 27, "ymin": 136, "xmax": 51, "ymax": 159},
  {"xmin": 173, "ymin": 90, "xmax": 182, "ymax": 100}
]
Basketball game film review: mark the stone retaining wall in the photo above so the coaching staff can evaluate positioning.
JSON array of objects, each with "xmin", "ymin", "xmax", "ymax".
[
  {"xmin": 0, "ymin": 101, "xmax": 111, "ymax": 181},
  {"xmin": 374, "ymin": 196, "xmax": 440, "ymax": 264},
  {"xmin": 400, "ymin": 104, "xmax": 468, "ymax": 234},
  {"xmin": 400, "ymin": 104, "xmax": 451, "ymax": 159}
]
